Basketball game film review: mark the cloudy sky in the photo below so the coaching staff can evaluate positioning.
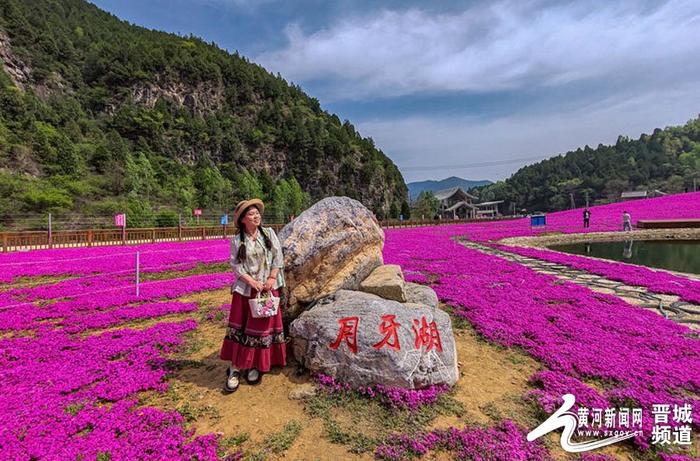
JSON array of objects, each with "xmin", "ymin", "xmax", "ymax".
[{"xmin": 91, "ymin": 0, "xmax": 700, "ymax": 183}]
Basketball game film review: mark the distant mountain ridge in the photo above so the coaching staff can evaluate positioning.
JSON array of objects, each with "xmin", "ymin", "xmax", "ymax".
[{"xmin": 408, "ymin": 177, "xmax": 492, "ymax": 200}]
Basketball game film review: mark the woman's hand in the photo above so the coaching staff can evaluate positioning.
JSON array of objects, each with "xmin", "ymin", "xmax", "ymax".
[
  {"xmin": 257, "ymin": 280, "xmax": 266, "ymax": 293},
  {"xmin": 249, "ymin": 279, "xmax": 264, "ymax": 293},
  {"xmin": 263, "ymin": 276, "xmax": 275, "ymax": 292}
]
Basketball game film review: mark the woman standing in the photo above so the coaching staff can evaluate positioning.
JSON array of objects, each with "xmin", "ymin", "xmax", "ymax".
[{"xmin": 220, "ymin": 198, "xmax": 286, "ymax": 393}]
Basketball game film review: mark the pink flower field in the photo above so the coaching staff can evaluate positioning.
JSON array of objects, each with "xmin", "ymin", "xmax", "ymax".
[
  {"xmin": 0, "ymin": 240, "xmax": 233, "ymax": 460},
  {"xmin": 1, "ymin": 192, "xmax": 699, "ymax": 460}
]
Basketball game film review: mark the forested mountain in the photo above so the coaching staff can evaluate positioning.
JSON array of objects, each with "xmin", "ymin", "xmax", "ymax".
[
  {"xmin": 0, "ymin": 0, "xmax": 408, "ymax": 228},
  {"xmin": 407, "ymin": 177, "xmax": 492, "ymax": 201},
  {"xmin": 476, "ymin": 116, "xmax": 700, "ymax": 212}
]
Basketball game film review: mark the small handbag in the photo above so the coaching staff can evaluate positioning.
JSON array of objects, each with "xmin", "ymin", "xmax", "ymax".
[{"xmin": 249, "ymin": 291, "xmax": 280, "ymax": 318}]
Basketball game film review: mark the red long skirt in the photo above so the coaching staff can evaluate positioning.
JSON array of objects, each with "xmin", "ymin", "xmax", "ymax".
[{"xmin": 219, "ymin": 289, "xmax": 286, "ymax": 372}]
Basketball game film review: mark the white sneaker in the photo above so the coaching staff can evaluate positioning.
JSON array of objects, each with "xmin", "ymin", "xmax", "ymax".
[
  {"xmin": 225, "ymin": 366, "xmax": 240, "ymax": 393},
  {"xmin": 246, "ymin": 368, "xmax": 261, "ymax": 385}
]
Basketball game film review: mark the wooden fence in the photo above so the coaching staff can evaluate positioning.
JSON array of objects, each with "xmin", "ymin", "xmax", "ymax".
[{"xmin": 0, "ymin": 217, "xmax": 509, "ymax": 253}]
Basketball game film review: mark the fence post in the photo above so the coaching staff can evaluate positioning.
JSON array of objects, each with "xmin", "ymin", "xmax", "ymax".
[
  {"xmin": 121, "ymin": 213, "xmax": 127, "ymax": 245},
  {"xmin": 136, "ymin": 251, "xmax": 140, "ymax": 297},
  {"xmin": 2, "ymin": 233, "xmax": 7, "ymax": 253},
  {"xmin": 201, "ymin": 226, "xmax": 206, "ymax": 240},
  {"xmin": 88, "ymin": 230, "xmax": 93, "ymax": 247},
  {"xmin": 48, "ymin": 213, "xmax": 52, "ymax": 249},
  {"xmin": 151, "ymin": 229, "xmax": 156, "ymax": 243}
]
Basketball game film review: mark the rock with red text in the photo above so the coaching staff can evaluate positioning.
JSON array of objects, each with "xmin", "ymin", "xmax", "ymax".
[{"xmin": 290, "ymin": 290, "xmax": 458, "ymax": 389}]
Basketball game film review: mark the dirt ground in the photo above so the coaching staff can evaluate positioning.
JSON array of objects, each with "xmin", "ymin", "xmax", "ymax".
[{"xmin": 141, "ymin": 288, "xmax": 366, "ymax": 460}]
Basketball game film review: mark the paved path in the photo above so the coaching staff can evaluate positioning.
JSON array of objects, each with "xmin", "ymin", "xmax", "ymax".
[{"xmin": 458, "ymin": 239, "xmax": 700, "ymax": 329}]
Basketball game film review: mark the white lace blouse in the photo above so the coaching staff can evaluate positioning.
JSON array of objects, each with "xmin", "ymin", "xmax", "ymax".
[{"xmin": 230, "ymin": 227, "xmax": 285, "ymax": 297}]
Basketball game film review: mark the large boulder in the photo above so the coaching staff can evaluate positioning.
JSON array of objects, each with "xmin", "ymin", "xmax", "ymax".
[
  {"xmin": 290, "ymin": 290, "xmax": 458, "ymax": 389},
  {"xmin": 279, "ymin": 197, "xmax": 384, "ymax": 320},
  {"xmin": 360, "ymin": 264, "xmax": 406, "ymax": 302}
]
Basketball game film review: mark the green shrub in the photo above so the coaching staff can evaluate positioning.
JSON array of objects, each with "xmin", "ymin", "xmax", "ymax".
[
  {"xmin": 126, "ymin": 196, "xmax": 154, "ymax": 227},
  {"xmin": 155, "ymin": 210, "xmax": 179, "ymax": 227},
  {"xmin": 21, "ymin": 187, "xmax": 73, "ymax": 212}
]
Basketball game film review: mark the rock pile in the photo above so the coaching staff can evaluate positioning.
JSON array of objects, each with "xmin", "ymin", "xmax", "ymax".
[{"xmin": 280, "ymin": 197, "xmax": 458, "ymax": 389}]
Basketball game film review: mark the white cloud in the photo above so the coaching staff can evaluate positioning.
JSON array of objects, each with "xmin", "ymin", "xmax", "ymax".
[
  {"xmin": 256, "ymin": 0, "xmax": 700, "ymax": 100},
  {"xmin": 357, "ymin": 82, "xmax": 700, "ymax": 182},
  {"xmin": 249, "ymin": 0, "xmax": 700, "ymax": 183},
  {"xmin": 195, "ymin": 0, "xmax": 277, "ymax": 11}
]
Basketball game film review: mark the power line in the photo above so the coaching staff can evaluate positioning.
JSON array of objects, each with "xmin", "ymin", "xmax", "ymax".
[{"xmin": 401, "ymin": 155, "xmax": 550, "ymax": 172}]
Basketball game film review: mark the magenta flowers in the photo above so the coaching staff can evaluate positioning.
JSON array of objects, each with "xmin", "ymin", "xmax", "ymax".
[
  {"xmin": 0, "ymin": 239, "xmax": 229, "ymax": 283},
  {"xmin": 316, "ymin": 373, "xmax": 450, "ymax": 410},
  {"xmin": 0, "ymin": 191, "xmax": 698, "ymax": 459},
  {"xmin": 375, "ymin": 420, "xmax": 549, "ymax": 460},
  {"xmin": 0, "ymin": 240, "xmax": 233, "ymax": 459},
  {"xmin": 383, "ymin": 192, "xmax": 700, "ymax": 454},
  {"xmin": 0, "ymin": 320, "xmax": 222, "ymax": 460}
]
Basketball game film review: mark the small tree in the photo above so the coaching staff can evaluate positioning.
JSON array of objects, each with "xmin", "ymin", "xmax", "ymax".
[
  {"xmin": 155, "ymin": 210, "xmax": 179, "ymax": 227},
  {"xmin": 603, "ymin": 179, "xmax": 630, "ymax": 201},
  {"xmin": 126, "ymin": 194, "xmax": 154, "ymax": 227},
  {"xmin": 234, "ymin": 170, "xmax": 263, "ymax": 202},
  {"xmin": 400, "ymin": 200, "xmax": 411, "ymax": 220},
  {"xmin": 389, "ymin": 202, "xmax": 399, "ymax": 219},
  {"xmin": 270, "ymin": 179, "xmax": 291, "ymax": 223},
  {"xmin": 194, "ymin": 164, "xmax": 231, "ymax": 210},
  {"xmin": 287, "ymin": 177, "xmax": 309, "ymax": 216},
  {"xmin": 413, "ymin": 191, "xmax": 440, "ymax": 219},
  {"xmin": 124, "ymin": 152, "xmax": 157, "ymax": 199}
]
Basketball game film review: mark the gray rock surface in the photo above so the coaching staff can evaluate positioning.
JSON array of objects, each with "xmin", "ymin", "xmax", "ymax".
[
  {"xmin": 279, "ymin": 197, "xmax": 384, "ymax": 320},
  {"xmin": 404, "ymin": 282, "xmax": 439, "ymax": 310},
  {"xmin": 290, "ymin": 290, "xmax": 458, "ymax": 389}
]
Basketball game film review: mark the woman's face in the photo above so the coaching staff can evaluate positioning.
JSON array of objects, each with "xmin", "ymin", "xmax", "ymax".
[{"xmin": 241, "ymin": 206, "xmax": 262, "ymax": 229}]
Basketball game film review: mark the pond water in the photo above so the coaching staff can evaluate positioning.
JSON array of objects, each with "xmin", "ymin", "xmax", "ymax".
[{"xmin": 549, "ymin": 240, "xmax": 700, "ymax": 275}]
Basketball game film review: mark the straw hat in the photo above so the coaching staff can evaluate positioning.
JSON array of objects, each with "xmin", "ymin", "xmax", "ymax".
[{"xmin": 233, "ymin": 198, "xmax": 265, "ymax": 225}]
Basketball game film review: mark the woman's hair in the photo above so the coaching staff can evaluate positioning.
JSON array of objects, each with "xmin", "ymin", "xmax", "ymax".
[{"xmin": 236, "ymin": 205, "xmax": 272, "ymax": 263}]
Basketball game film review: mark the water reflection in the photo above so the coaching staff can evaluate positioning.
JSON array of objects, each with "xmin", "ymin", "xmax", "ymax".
[
  {"xmin": 550, "ymin": 240, "xmax": 700, "ymax": 275},
  {"xmin": 623, "ymin": 240, "xmax": 633, "ymax": 259}
]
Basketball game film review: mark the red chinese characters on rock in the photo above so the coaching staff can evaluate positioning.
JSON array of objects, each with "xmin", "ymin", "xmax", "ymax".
[
  {"xmin": 412, "ymin": 317, "xmax": 443, "ymax": 352},
  {"xmin": 329, "ymin": 316, "xmax": 360, "ymax": 353},
  {"xmin": 329, "ymin": 314, "xmax": 443, "ymax": 354},
  {"xmin": 373, "ymin": 314, "xmax": 401, "ymax": 351}
]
